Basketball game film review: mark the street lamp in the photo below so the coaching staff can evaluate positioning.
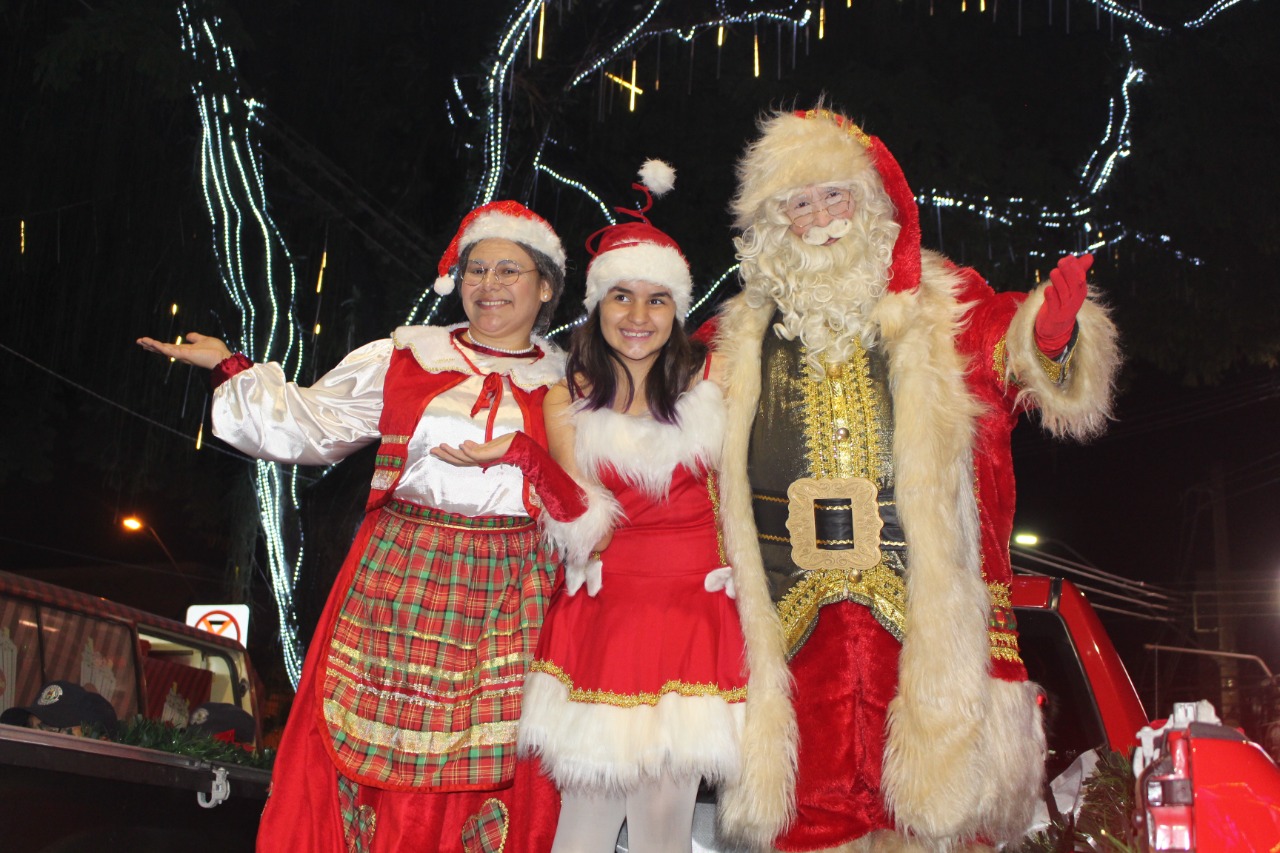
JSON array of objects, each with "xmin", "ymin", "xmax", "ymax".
[{"xmin": 121, "ymin": 515, "xmax": 179, "ymax": 570}]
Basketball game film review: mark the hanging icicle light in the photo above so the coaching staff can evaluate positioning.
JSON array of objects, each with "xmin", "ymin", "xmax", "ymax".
[
  {"xmin": 537, "ymin": 1, "xmax": 546, "ymax": 60},
  {"xmin": 819, "ymin": 1, "xmax": 826, "ymax": 38},
  {"xmin": 754, "ymin": 30, "xmax": 761, "ymax": 77}
]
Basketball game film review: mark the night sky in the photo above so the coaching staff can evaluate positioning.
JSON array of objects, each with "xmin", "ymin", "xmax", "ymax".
[{"xmin": 3, "ymin": 0, "xmax": 1279, "ymax": 710}]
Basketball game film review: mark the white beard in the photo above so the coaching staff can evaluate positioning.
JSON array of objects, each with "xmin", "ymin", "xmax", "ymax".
[{"xmin": 742, "ymin": 226, "xmax": 891, "ymax": 375}]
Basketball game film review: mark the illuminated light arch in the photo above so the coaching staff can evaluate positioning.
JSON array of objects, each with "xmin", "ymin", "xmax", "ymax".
[{"xmin": 178, "ymin": 2, "xmax": 307, "ymax": 685}]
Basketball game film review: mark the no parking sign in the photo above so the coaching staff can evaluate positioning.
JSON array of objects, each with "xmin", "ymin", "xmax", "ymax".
[{"xmin": 185, "ymin": 604, "xmax": 250, "ymax": 645}]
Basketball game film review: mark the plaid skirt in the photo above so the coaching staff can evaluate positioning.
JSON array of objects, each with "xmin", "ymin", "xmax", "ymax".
[{"xmin": 319, "ymin": 500, "xmax": 558, "ymax": 792}]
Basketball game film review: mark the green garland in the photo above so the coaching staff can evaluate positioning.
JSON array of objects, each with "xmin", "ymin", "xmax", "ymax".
[
  {"xmin": 84, "ymin": 717, "xmax": 275, "ymax": 771},
  {"xmin": 1014, "ymin": 749, "xmax": 1140, "ymax": 853}
]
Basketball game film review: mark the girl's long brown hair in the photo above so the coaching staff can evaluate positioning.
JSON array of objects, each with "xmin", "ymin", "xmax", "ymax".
[{"xmin": 565, "ymin": 311, "xmax": 706, "ymax": 424}]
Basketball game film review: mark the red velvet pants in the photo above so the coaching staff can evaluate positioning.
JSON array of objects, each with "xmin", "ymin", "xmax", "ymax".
[{"xmin": 776, "ymin": 601, "xmax": 901, "ymax": 851}]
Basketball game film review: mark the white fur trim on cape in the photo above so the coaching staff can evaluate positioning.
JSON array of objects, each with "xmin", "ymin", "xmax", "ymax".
[
  {"xmin": 390, "ymin": 324, "xmax": 565, "ymax": 390},
  {"xmin": 708, "ymin": 294, "xmax": 799, "ymax": 849},
  {"xmin": 870, "ymin": 257, "xmax": 1022, "ymax": 847},
  {"xmin": 517, "ymin": 670, "xmax": 745, "ymax": 795},
  {"xmin": 585, "ymin": 242, "xmax": 694, "ymax": 318},
  {"xmin": 1003, "ymin": 283, "xmax": 1120, "ymax": 442},
  {"xmin": 540, "ymin": 479, "xmax": 621, "ymax": 592},
  {"xmin": 571, "ymin": 380, "xmax": 723, "ymax": 500},
  {"xmin": 460, "ymin": 209, "xmax": 567, "ymax": 270}
]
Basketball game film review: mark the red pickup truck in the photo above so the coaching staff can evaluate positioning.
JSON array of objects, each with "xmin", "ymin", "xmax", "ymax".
[{"xmin": 1013, "ymin": 575, "xmax": 1280, "ymax": 851}]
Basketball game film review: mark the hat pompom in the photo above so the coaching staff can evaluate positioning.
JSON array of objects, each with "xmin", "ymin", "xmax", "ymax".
[
  {"xmin": 433, "ymin": 274, "xmax": 456, "ymax": 296},
  {"xmin": 638, "ymin": 159, "xmax": 676, "ymax": 197}
]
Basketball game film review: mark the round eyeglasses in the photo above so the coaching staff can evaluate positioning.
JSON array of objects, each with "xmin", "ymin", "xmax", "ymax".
[
  {"xmin": 784, "ymin": 186, "xmax": 853, "ymax": 228},
  {"xmin": 461, "ymin": 261, "xmax": 535, "ymax": 287}
]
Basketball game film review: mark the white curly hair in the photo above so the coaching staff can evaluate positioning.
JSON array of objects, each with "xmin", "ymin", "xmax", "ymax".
[{"xmin": 734, "ymin": 166, "xmax": 900, "ymax": 376}]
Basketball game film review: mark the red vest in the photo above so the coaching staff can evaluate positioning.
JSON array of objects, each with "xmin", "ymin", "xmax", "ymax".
[{"xmin": 365, "ymin": 346, "xmax": 551, "ymax": 514}]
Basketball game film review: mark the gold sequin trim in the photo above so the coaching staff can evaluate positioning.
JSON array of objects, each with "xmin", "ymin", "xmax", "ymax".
[
  {"xmin": 381, "ymin": 434, "xmax": 411, "ymax": 445},
  {"xmin": 801, "ymin": 340, "xmax": 881, "ymax": 482},
  {"xmin": 371, "ymin": 469, "xmax": 397, "ymax": 491},
  {"xmin": 1036, "ymin": 345, "xmax": 1075, "ymax": 385},
  {"xmin": 804, "ymin": 109, "xmax": 874, "ymax": 149},
  {"xmin": 758, "ymin": 533, "xmax": 789, "ymax": 544},
  {"xmin": 328, "ymin": 639, "xmax": 529, "ymax": 681},
  {"xmin": 706, "ymin": 470, "xmax": 727, "ymax": 565},
  {"xmin": 753, "ymin": 492, "xmax": 788, "ymax": 504},
  {"xmin": 532, "ymin": 661, "xmax": 747, "ymax": 707},
  {"xmin": 335, "ymin": 610, "xmax": 528, "ymax": 648},
  {"xmin": 777, "ymin": 563, "xmax": 906, "ymax": 655},
  {"xmin": 323, "ymin": 699, "xmax": 518, "ymax": 753},
  {"xmin": 989, "ymin": 632, "xmax": 1025, "ymax": 664},
  {"xmin": 988, "ymin": 582, "xmax": 1013, "ymax": 610},
  {"xmin": 992, "ymin": 336, "xmax": 1008, "ymax": 382},
  {"xmin": 339, "ymin": 676, "xmax": 525, "ymax": 707}
]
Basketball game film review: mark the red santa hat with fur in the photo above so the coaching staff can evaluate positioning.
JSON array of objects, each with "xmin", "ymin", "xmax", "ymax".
[
  {"xmin": 433, "ymin": 200, "xmax": 566, "ymax": 296},
  {"xmin": 584, "ymin": 160, "xmax": 694, "ymax": 319},
  {"xmin": 730, "ymin": 107, "xmax": 922, "ymax": 294}
]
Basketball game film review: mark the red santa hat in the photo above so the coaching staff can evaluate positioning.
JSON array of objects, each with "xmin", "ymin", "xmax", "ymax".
[
  {"xmin": 730, "ymin": 107, "xmax": 923, "ymax": 294},
  {"xmin": 584, "ymin": 160, "xmax": 694, "ymax": 318},
  {"xmin": 433, "ymin": 200, "xmax": 566, "ymax": 296}
]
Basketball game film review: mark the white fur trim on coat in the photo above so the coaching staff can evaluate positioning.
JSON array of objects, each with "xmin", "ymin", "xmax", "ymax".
[
  {"xmin": 584, "ymin": 242, "xmax": 694, "ymax": 318},
  {"xmin": 572, "ymin": 380, "xmax": 724, "ymax": 500},
  {"xmin": 517, "ymin": 671, "xmax": 745, "ymax": 795},
  {"xmin": 872, "ymin": 259, "xmax": 1005, "ymax": 846},
  {"xmin": 540, "ymin": 479, "xmax": 620, "ymax": 594},
  {"xmin": 710, "ymin": 295, "xmax": 799, "ymax": 850},
  {"xmin": 1003, "ymin": 283, "xmax": 1120, "ymax": 442}
]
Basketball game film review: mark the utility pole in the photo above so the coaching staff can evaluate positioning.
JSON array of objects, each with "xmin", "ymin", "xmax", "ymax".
[{"xmin": 1210, "ymin": 462, "xmax": 1240, "ymax": 726}]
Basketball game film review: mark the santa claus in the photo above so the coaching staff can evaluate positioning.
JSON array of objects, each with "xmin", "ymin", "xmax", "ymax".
[{"xmin": 707, "ymin": 107, "xmax": 1120, "ymax": 851}]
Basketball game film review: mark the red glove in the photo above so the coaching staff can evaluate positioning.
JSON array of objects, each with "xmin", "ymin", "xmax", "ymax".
[
  {"xmin": 1035, "ymin": 254, "xmax": 1092, "ymax": 358},
  {"xmin": 497, "ymin": 432, "xmax": 588, "ymax": 522}
]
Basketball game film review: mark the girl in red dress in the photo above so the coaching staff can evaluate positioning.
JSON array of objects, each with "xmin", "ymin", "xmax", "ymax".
[{"xmin": 438, "ymin": 164, "xmax": 796, "ymax": 853}]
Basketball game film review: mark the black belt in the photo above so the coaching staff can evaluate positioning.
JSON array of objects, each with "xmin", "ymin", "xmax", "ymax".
[{"xmin": 753, "ymin": 485, "xmax": 905, "ymax": 552}]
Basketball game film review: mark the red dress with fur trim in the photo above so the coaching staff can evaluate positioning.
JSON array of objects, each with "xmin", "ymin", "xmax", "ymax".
[{"xmin": 518, "ymin": 380, "xmax": 749, "ymax": 794}]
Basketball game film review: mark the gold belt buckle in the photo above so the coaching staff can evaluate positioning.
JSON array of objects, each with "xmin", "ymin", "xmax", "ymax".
[{"xmin": 785, "ymin": 477, "xmax": 883, "ymax": 573}]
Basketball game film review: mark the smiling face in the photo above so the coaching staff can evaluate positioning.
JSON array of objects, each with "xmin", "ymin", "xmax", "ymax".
[
  {"xmin": 598, "ymin": 279, "xmax": 677, "ymax": 376},
  {"xmin": 459, "ymin": 238, "xmax": 552, "ymax": 350}
]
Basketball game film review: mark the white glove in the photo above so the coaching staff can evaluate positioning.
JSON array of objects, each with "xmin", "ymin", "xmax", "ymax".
[{"xmin": 703, "ymin": 566, "xmax": 736, "ymax": 599}]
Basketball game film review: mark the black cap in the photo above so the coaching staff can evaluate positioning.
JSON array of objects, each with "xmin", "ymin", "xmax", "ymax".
[
  {"xmin": 0, "ymin": 680, "xmax": 119, "ymax": 733},
  {"xmin": 189, "ymin": 702, "xmax": 255, "ymax": 745}
]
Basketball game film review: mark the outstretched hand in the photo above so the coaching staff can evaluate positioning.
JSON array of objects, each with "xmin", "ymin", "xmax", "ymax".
[
  {"xmin": 430, "ymin": 433, "xmax": 516, "ymax": 468},
  {"xmin": 1035, "ymin": 253, "xmax": 1092, "ymax": 358},
  {"xmin": 136, "ymin": 332, "xmax": 233, "ymax": 370}
]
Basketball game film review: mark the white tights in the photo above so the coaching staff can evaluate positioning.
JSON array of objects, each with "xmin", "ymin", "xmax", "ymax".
[{"xmin": 550, "ymin": 777, "xmax": 700, "ymax": 853}]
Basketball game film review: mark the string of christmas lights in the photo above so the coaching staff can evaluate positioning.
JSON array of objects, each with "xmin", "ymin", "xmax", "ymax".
[
  {"xmin": 436, "ymin": 0, "xmax": 1240, "ymax": 327},
  {"xmin": 178, "ymin": 2, "xmax": 307, "ymax": 686}
]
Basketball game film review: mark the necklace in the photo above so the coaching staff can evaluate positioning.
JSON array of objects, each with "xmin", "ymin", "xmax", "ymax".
[{"xmin": 456, "ymin": 328, "xmax": 540, "ymax": 358}]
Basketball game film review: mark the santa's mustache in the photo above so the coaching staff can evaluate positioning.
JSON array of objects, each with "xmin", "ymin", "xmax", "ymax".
[{"xmin": 800, "ymin": 217, "xmax": 853, "ymax": 246}]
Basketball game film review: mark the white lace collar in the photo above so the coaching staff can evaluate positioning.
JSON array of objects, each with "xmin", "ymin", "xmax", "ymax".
[{"xmin": 391, "ymin": 323, "xmax": 565, "ymax": 390}]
